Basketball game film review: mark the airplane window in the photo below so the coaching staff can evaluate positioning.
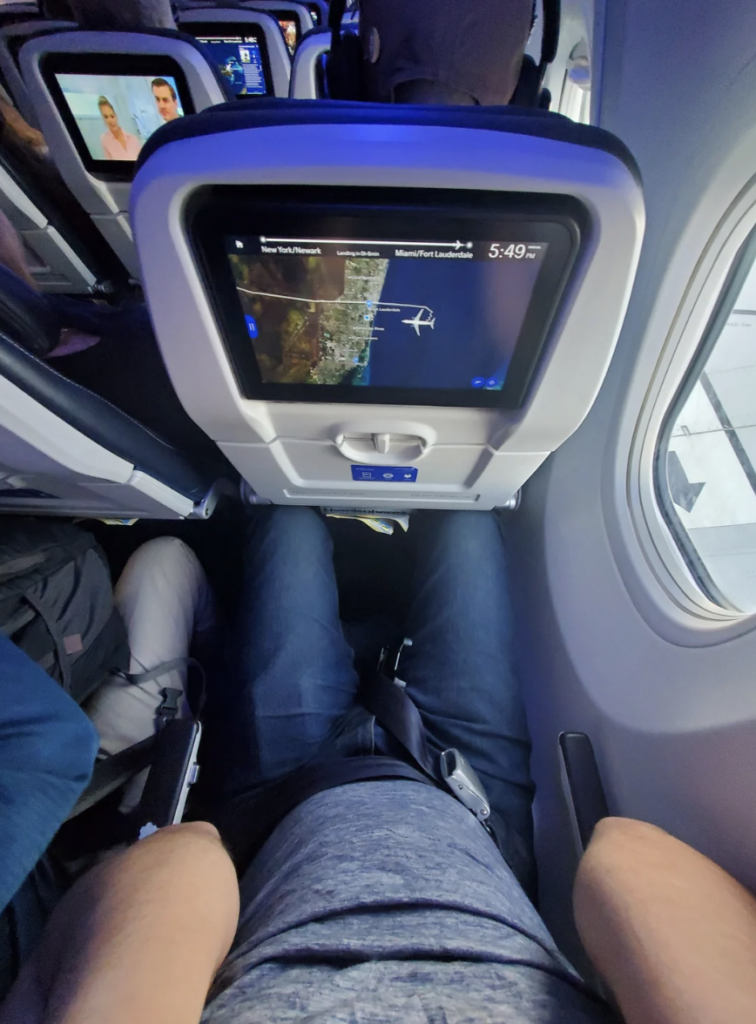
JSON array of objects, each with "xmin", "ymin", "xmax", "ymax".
[
  {"xmin": 558, "ymin": 53, "xmax": 591, "ymax": 124},
  {"xmin": 657, "ymin": 228, "xmax": 756, "ymax": 613}
]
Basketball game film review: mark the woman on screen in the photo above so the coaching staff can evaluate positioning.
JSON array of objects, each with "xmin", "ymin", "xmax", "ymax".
[{"xmin": 98, "ymin": 97, "xmax": 141, "ymax": 161}]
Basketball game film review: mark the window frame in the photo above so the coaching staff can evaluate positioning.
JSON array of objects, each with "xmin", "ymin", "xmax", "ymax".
[
  {"xmin": 622, "ymin": 186, "xmax": 756, "ymax": 634},
  {"xmin": 558, "ymin": 60, "xmax": 591, "ymax": 124},
  {"xmin": 653, "ymin": 226, "xmax": 756, "ymax": 613}
]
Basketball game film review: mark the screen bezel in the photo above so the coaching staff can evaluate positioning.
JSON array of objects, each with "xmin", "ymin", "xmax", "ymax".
[
  {"xmin": 184, "ymin": 22, "xmax": 273, "ymax": 99},
  {"xmin": 41, "ymin": 52, "xmax": 195, "ymax": 182},
  {"xmin": 188, "ymin": 186, "xmax": 586, "ymax": 410}
]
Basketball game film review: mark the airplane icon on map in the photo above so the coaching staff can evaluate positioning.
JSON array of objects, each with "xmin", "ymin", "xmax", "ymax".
[{"xmin": 401, "ymin": 312, "xmax": 436, "ymax": 335}]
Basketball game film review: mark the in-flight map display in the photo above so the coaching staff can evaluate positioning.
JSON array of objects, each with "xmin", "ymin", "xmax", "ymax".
[{"xmin": 225, "ymin": 235, "xmax": 549, "ymax": 392}]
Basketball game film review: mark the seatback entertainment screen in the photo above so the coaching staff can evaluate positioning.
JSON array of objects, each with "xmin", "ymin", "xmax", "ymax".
[
  {"xmin": 227, "ymin": 237, "xmax": 547, "ymax": 391},
  {"xmin": 191, "ymin": 189, "xmax": 582, "ymax": 409},
  {"xmin": 190, "ymin": 26, "xmax": 270, "ymax": 97},
  {"xmin": 43, "ymin": 54, "xmax": 194, "ymax": 178},
  {"xmin": 278, "ymin": 17, "xmax": 298, "ymax": 55},
  {"xmin": 55, "ymin": 73, "xmax": 184, "ymax": 161}
]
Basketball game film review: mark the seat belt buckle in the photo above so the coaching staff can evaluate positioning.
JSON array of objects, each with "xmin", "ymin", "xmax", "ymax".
[
  {"xmin": 156, "ymin": 687, "xmax": 182, "ymax": 727},
  {"xmin": 440, "ymin": 748, "xmax": 491, "ymax": 823},
  {"xmin": 377, "ymin": 637, "xmax": 413, "ymax": 687}
]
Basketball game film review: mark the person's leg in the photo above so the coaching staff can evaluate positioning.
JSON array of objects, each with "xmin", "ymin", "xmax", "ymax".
[
  {"xmin": 399, "ymin": 511, "xmax": 535, "ymax": 856},
  {"xmin": 0, "ymin": 634, "xmax": 99, "ymax": 1000},
  {"xmin": 87, "ymin": 537, "xmax": 215, "ymax": 812},
  {"xmin": 222, "ymin": 506, "xmax": 361, "ymax": 796}
]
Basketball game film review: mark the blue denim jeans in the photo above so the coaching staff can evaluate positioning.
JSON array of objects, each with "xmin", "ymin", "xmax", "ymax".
[
  {"xmin": 222, "ymin": 507, "xmax": 535, "ymax": 875},
  {"xmin": 0, "ymin": 633, "xmax": 99, "ymax": 1000}
]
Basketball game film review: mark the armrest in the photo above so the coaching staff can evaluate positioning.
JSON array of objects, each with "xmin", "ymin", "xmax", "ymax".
[
  {"xmin": 558, "ymin": 731, "xmax": 609, "ymax": 853},
  {"xmin": 134, "ymin": 719, "xmax": 202, "ymax": 830}
]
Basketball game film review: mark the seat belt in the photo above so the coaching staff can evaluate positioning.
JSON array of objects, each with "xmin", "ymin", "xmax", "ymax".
[
  {"xmin": 216, "ymin": 641, "xmax": 512, "ymax": 875},
  {"xmin": 360, "ymin": 641, "xmax": 494, "ymax": 828},
  {"xmin": 359, "ymin": 644, "xmax": 535, "ymax": 900},
  {"xmin": 69, "ymin": 736, "xmax": 156, "ymax": 818}
]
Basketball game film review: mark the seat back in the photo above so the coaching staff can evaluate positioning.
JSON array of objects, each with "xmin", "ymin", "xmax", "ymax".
[
  {"xmin": 0, "ymin": 263, "xmax": 225, "ymax": 518},
  {"xmin": 0, "ymin": 158, "xmax": 105, "ymax": 293},
  {"xmin": 177, "ymin": 8, "xmax": 291, "ymax": 98},
  {"xmin": 0, "ymin": 74, "xmax": 131, "ymax": 292},
  {"xmin": 19, "ymin": 28, "xmax": 228, "ymax": 278},
  {"xmin": 289, "ymin": 26, "xmax": 329, "ymax": 99},
  {"xmin": 132, "ymin": 100, "xmax": 645, "ymax": 512}
]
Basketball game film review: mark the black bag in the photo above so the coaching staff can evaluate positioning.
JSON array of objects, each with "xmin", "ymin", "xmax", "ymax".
[{"xmin": 0, "ymin": 518, "xmax": 129, "ymax": 705}]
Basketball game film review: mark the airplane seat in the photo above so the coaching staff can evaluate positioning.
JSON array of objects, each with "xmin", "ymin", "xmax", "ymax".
[
  {"xmin": 0, "ymin": 260, "xmax": 62, "ymax": 356},
  {"xmin": 0, "ymin": 260, "xmax": 233, "ymax": 519},
  {"xmin": 131, "ymin": 99, "xmax": 645, "ymax": 513},
  {"xmin": 289, "ymin": 26, "xmax": 330, "ymax": 99},
  {"xmin": 0, "ymin": 129, "xmax": 126, "ymax": 293},
  {"xmin": 67, "ymin": 717, "xmax": 203, "ymax": 835},
  {"xmin": 18, "ymin": 28, "xmax": 231, "ymax": 280},
  {"xmin": 0, "ymin": 64, "xmax": 130, "ymax": 292},
  {"xmin": 176, "ymin": 7, "xmax": 292, "ymax": 99},
  {"xmin": 0, "ymin": 258, "xmax": 225, "ymax": 451}
]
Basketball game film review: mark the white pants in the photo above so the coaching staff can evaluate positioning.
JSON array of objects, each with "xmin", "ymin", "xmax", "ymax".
[{"xmin": 86, "ymin": 536, "xmax": 214, "ymax": 810}]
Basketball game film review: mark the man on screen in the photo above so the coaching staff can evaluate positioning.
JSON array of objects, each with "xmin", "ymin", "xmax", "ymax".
[{"xmin": 151, "ymin": 77, "xmax": 180, "ymax": 122}]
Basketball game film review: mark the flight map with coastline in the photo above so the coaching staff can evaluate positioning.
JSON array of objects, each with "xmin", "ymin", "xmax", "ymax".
[{"xmin": 225, "ymin": 235, "xmax": 549, "ymax": 392}]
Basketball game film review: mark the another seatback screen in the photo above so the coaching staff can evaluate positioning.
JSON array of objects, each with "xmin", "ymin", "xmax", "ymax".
[
  {"xmin": 188, "ymin": 25, "xmax": 271, "ymax": 97},
  {"xmin": 43, "ymin": 55, "xmax": 194, "ymax": 179},
  {"xmin": 54, "ymin": 73, "xmax": 185, "ymax": 162},
  {"xmin": 278, "ymin": 17, "xmax": 298, "ymax": 55},
  {"xmin": 191, "ymin": 189, "xmax": 582, "ymax": 409}
]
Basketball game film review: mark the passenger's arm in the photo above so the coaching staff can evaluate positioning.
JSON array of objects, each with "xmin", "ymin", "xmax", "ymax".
[
  {"xmin": 0, "ymin": 633, "xmax": 99, "ymax": 916},
  {"xmin": 0, "ymin": 822, "xmax": 240, "ymax": 1024},
  {"xmin": 574, "ymin": 816, "xmax": 756, "ymax": 1024}
]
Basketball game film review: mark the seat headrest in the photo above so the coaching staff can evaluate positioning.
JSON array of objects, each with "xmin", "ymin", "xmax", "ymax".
[
  {"xmin": 0, "ymin": 264, "xmax": 62, "ymax": 358},
  {"xmin": 135, "ymin": 98, "xmax": 641, "ymax": 186}
]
